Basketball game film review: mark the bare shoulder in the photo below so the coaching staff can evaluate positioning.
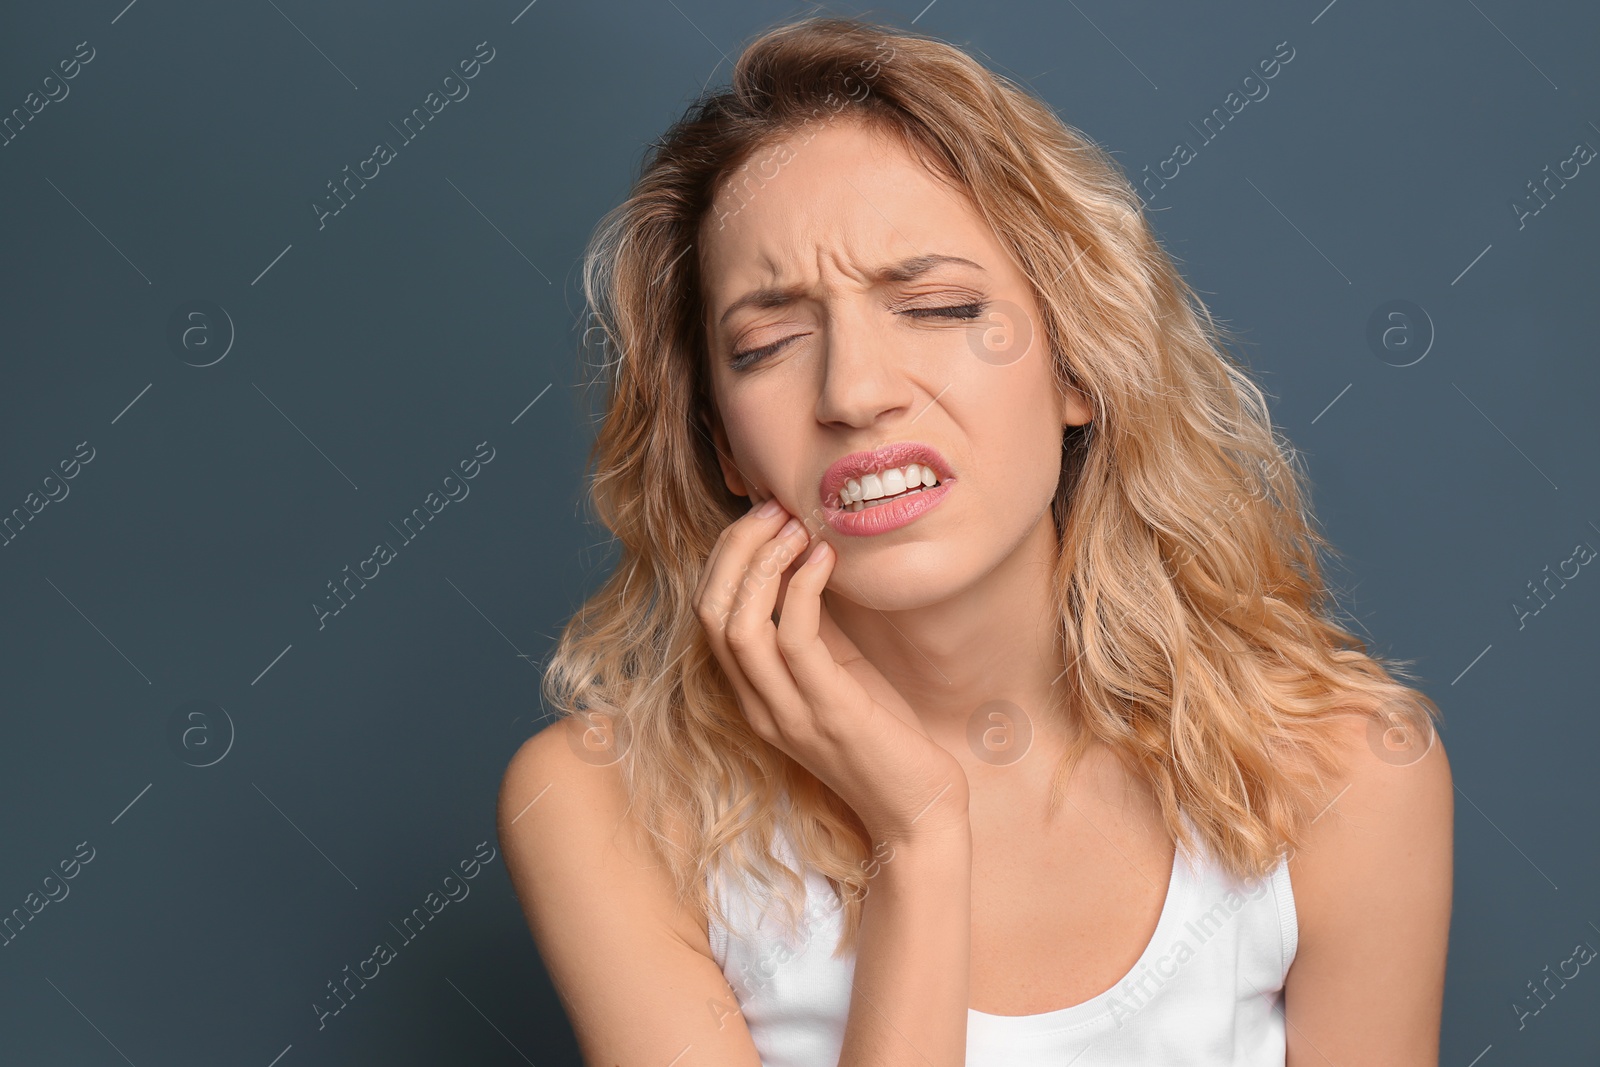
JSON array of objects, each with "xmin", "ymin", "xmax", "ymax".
[
  {"xmin": 1287, "ymin": 705, "xmax": 1453, "ymax": 908},
  {"xmin": 496, "ymin": 719, "xmax": 759, "ymax": 1064},
  {"xmin": 496, "ymin": 718, "xmax": 711, "ymax": 955},
  {"xmin": 1282, "ymin": 704, "xmax": 1453, "ymax": 1065}
]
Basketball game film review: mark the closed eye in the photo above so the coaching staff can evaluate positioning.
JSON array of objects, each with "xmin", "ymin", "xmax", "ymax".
[
  {"xmin": 727, "ymin": 302, "xmax": 991, "ymax": 371},
  {"xmin": 727, "ymin": 336, "xmax": 796, "ymax": 371},
  {"xmin": 901, "ymin": 301, "xmax": 989, "ymax": 320}
]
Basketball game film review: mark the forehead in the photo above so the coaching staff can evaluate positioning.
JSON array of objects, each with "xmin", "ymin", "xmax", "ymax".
[{"xmin": 698, "ymin": 119, "xmax": 996, "ymax": 307}]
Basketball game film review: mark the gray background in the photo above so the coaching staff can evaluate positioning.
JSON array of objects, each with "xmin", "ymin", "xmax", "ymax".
[{"xmin": 1, "ymin": 0, "xmax": 1595, "ymax": 1064}]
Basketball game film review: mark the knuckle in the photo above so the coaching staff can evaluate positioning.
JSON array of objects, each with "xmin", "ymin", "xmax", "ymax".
[
  {"xmin": 777, "ymin": 712, "xmax": 820, "ymax": 749},
  {"xmin": 809, "ymin": 710, "xmax": 843, "ymax": 746},
  {"xmin": 774, "ymin": 626, "xmax": 807, "ymax": 656},
  {"xmin": 723, "ymin": 619, "xmax": 758, "ymax": 652},
  {"xmin": 761, "ymin": 708, "xmax": 793, "ymax": 744},
  {"xmin": 745, "ymin": 713, "xmax": 778, "ymax": 745}
]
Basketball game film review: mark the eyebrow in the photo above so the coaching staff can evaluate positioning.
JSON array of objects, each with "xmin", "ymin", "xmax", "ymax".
[{"xmin": 715, "ymin": 253, "xmax": 986, "ymax": 328}]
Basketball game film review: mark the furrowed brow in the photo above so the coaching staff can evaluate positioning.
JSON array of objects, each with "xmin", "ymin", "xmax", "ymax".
[{"xmin": 716, "ymin": 253, "xmax": 985, "ymax": 327}]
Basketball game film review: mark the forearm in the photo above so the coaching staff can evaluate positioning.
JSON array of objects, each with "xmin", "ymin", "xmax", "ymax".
[{"xmin": 837, "ymin": 827, "xmax": 972, "ymax": 1067}]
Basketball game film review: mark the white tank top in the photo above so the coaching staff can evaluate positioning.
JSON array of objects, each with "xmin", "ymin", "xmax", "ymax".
[{"xmin": 706, "ymin": 813, "xmax": 1299, "ymax": 1066}]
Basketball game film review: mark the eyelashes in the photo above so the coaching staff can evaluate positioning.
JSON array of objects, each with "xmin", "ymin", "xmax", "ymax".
[
  {"xmin": 727, "ymin": 301, "xmax": 991, "ymax": 371},
  {"xmin": 727, "ymin": 337, "xmax": 792, "ymax": 371},
  {"xmin": 901, "ymin": 301, "xmax": 988, "ymax": 320}
]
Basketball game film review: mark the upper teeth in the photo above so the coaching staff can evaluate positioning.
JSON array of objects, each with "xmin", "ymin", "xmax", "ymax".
[{"xmin": 841, "ymin": 464, "xmax": 940, "ymax": 505}]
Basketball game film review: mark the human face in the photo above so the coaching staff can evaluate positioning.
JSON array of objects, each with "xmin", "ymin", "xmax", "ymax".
[{"xmin": 699, "ymin": 118, "xmax": 1091, "ymax": 610}]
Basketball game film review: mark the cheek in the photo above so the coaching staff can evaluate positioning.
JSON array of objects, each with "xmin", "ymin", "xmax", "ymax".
[
  {"xmin": 994, "ymin": 420, "xmax": 1067, "ymax": 510},
  {"xmin": 965, "ymin": 381, "xmax": 1067, "ymax": 510},
  {"xmin": 720, "ymin": 391, "xmax": 810, "ymax": 491}
]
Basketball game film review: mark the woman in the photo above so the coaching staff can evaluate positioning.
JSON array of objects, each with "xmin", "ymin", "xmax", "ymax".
[{"xmin": 498, "ymin": 16, "xmax": 1452, "ymax": 1066}]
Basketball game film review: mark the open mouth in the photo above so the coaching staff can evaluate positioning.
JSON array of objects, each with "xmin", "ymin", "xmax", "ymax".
[
  {"xmin": 843, "ymin": 482, "xmax": 939, "ymax": 512},
  {"xmin": 837, "ymin": 463, "xmax": 944, "ymax": 512},
  {"xmin": 821, "ymin": 444, "xmax": 953, "ymax": 521}
]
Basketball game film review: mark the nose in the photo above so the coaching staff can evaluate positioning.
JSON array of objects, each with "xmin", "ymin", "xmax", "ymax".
[{"xmin": 813, "ymin": 301, "xmax": 914, "ymax": 429}]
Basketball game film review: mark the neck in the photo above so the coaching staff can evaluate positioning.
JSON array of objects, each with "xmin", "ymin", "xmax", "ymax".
[{"xmin": 821, "ymin": 508, "xmax": 1073, "ymax": 754}]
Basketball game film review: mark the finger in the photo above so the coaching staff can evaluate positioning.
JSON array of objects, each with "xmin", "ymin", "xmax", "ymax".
[
  {"xmin": 693, "ymin": 501, "xmax": 758, "ymax": 605},
  {"xmin": 770, "ymin": 539, "xmax": 847, "ymax": 697},
  {"xmin": 693, "ymin": 501, "xmax": 797, "ymax": 739},
  {"xmin": 765, "ymin": 540, "xmax": 890, "ymax": 743},
  {"xmin": 691, "ymin": 521, "xmax": 735, "ymax": 606},
  {"xmin": 697, "ymin": 588, "xmax": 778, "ymax": 739},
  {"xmin": 693, "ymin": 492, "xmax": 780, "ymax": 605},
  {"xmin": 724, "ymin": 515, "xmax": 810, "ymax": 634},
  {"xmin": 719, "ymin": 521, "xmax": 816, "ymax": 729},
  {"xmin": 722, "ymin": 658, "xmax": 779, "ymax": 740},
  {"xmin": 778, "ymin": 550, "xmax": 931, "ymax": 738},
  {"xmin": 720, "ymin": 508, "xmax": 806, "ymax": 630},
  {"xmin": 772, "ymin": 524, "xmax": 826, "ymax": 624},
  {"xmin": 697, "ymin": 502, "xmax": 791, "ymax": 628}
]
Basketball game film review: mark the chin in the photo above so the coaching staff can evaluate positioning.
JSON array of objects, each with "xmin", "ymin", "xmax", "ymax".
[{"xmin": 826, "ymin": 546, "xmax": 971, "ymax": 610}]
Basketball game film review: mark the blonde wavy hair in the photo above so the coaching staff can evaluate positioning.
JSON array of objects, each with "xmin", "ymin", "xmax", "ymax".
[{"xmin": 542, "ymin": 15, "xmax": 1440, "ymax": 952}]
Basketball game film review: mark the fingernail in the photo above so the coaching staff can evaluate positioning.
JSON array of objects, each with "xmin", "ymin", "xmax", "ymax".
[
  {"xmin": 779, "ymin": 516, "xmax": 803, "ymax": 538},
  {"xmin": 756, "ymin": 498, "xmax": 782, "ymax": 518}
]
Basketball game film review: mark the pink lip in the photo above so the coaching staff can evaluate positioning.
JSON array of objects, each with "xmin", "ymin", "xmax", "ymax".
[
  {"xmin": 826, "ymin": 479, "xmax": 952, "ymax": 536},
  {"xmin": 818, "ymin": 442, "xmax": 955, "ymax": 537}
]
